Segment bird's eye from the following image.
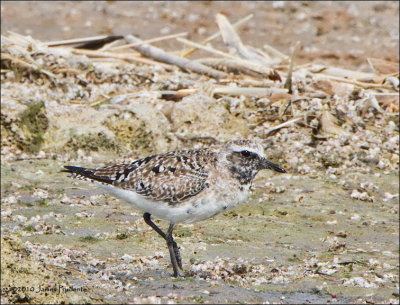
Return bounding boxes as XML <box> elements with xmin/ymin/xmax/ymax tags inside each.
<box><xmin>240</xmin><ymin>150</ymin><xmax>251</xmax><ymax>157</ymax></box>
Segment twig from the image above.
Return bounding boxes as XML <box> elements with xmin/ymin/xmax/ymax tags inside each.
<box><xmin>314</xmin><ymin>74</ymin><xmax>393</xmax><ymax>89</ymax></box>
<box><xmin>265</xmin><ymin>117</ymin><xmax>302</xmax><ymax>135</ymax></box>
<box><xmin>263</xmin><ymin>43</ymin><xmax>289</xmax><ymax>61</ymax></box>
<box><xmin>284</xmin><ymin>41</ymin><xmax>300</xmax><ymax>93</ymax></box>
<box><xmin>72</xmin><ymin>49</ymin><xmax>172</xmax><ymax>68</ymax></box>
<box><xmin>45</xmin><ymin>35</ymin><xmax>112</xmax><ymax>47</ymax></box>
<box><xmin>195</xmin><ymin>57</ymin><xmax>270</xmax><ymax>77</ymax></box>
<box><xmin>177</xmin><ymin>37</ymin><xmax>277</xmax><ymax>76</ymax></box>
<box><xmin>181</xmin><ymin>14</ymin><xmax>254</xmax><ymax>58</ymax></box>
<box><xmin>212</xmin><ymin>86</ymin><xmax>279</xmax><ymax>96</ymax></box>
<box><xmin>124</xmin><ymin>34</ymin><xmax>228</xmax><ymax>79</ymax></box>
<box><xmin>74</xmin><ymin>36</ymin><xmax>123</xmax><ymax>50</ymax></box>
<box><xmin>301</xmin><ymin>63</ymin><xmax>376</xmax><ymax>79</ymax></box>
<box><xmin>159</xmin><ymin>86</ymin><xmax>287</xmax><ymax>98</ymax></box>
<box><xmin>178</xmin><ymin>37</ymin><xmax>240</xmax><ymax>60</ymax></box>
<box><xmin>99</xmin><ymin>39</ymin><xmax>123</xmax><ymax>51</ymax></box>
<box><xmin>111</xmin><ymin>32</ymin><xmax>188</xmax><ymax>50</ymax></box>
<box><xmin>216</xmin><ymin>14</ymin><xmax>272</xmax><ymax>66</ymax></box>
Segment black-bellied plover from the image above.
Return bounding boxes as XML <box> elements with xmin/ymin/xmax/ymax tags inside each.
<box><xmin>63</xmin><ymin>139</ymin><xmax>286</xmax><ymax>277</ymax></box>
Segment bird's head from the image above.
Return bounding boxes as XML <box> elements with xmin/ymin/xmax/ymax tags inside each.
<box><xmin>219</xmin><ymin>139</ymin><xmax>286</xmax><ymax>184</ymax></box>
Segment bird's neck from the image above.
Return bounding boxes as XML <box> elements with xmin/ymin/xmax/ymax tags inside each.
<box><xmin>227</xmin><ymin>165</ymin><xmax>257</xmax><ymax>185</ymax></box>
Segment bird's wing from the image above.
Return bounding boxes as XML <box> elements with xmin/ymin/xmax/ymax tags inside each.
<box><xmin>64</xmin><ymin>150</ymin><xmax>216</xmax><ymax>204</ymax></box>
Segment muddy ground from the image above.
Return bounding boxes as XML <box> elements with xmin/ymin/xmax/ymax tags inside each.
<box><xmin>1</xmin><ymin>159</ymin><xmax>399</xmax><ymax>304</ymax></box>
<box><xmin>1</xmin><ymin>1</ymin><xmax>399</xmax><ymax>304</ymax></box>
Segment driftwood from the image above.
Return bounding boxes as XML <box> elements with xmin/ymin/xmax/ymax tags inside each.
<box><xmin>124</xmin><ymin>34</ymin><xmax>228</xmax><ymax>79</ymax></box>
<box><xmin>216</xmin><ymin>13</ymin><xmax>272</xmax><ymax>66</ymax></box>
<box><xmin>181</xmin><ymin>14</ymin><xmax>254</xmax><ymax>58</ymax></box>
<box><xmin>177</xmin><ymin>37</ymin><xmax>280</xmax><ymax>79</ymax></box>
<box><xmin>111</xmin><ymin>32</ymin><xmax>188</xmax><ymax>51</ymax></box>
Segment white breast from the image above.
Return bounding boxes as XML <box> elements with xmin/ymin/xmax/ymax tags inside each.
<box><xmin>96</xmin><ymin>182</ymin><xmax>251</xmax><ymax>224</ymax></box>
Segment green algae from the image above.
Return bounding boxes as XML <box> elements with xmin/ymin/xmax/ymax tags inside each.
<box><xmin>104</xmin><ymin>111</ymin><xmax>154</xmax><ymax>155</ymax></box>
<box><xmin>64</xmin><ymin>131</ymin><xmax>122</xmax><ymax>154</ymax></box>
<box><xmin>19</xmin><ymin>101</ymin><xmax>49</xmax><ymax>153</ymax></box>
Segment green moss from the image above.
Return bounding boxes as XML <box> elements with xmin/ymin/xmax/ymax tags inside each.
<box><xmin>78</xmin><ymin>235</ymin><xmax>101</xmax><ymax>243</ymax></box>
<box><xmin>64</xmin><ymin>131</ymin><xmax>122</xmax><ymax>154</ymax></box>
<box><xmin>23</xmin><ymin>225</ymin><xmax>36</xmax><ymax>232</ymax></box>
<box><xmin>39</xmin><ymin>199</ymin><xmax>48</xmax><ymax>206</ymax></box>
<box><xmin>188</xmin><ymin>295</ymin><xmax>205</xmax><ymax>303</ymax></box>
<box><xmin>105</xmin><ymin>112</ymin><xmax>154</xmax><ymax>154</ymax></box>
<box><xmin>17</xmin><ymin>101</ymin><xmax>49</xmax><ymax>153</ymax></box>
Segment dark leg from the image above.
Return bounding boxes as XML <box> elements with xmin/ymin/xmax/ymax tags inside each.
<box><xmin>166</xmin><ymin>223</ymin><xmax>183</xmax><ymax>271</ymax></box>
<box><xmin>143</xmin><ymin>213</ymin><xmax>183</xmax><ymax>277</ymax></box>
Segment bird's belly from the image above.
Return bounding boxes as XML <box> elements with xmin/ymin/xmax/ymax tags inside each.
<box><xmin>175</xmin><ymin>188</ymin><xmax>251</xmax><ymax>223</ymax></box>
<box><xmin>159</xmin><ymin>183</ymin><xmax>252</xmax><ymax>223</ymax></box>
<box><xmin>97</xmin><ymin>183</ymin><xmax>250</xmax><ymax>224</ymax></box>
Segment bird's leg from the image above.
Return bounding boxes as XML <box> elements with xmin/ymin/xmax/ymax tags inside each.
<box><xmin>166</xmin><ymin>223</ymin><xmax>183</xmax><ymax>271</ymax></box>
<box><xmin>143</xmin><ymin>212</ymin><xmax>167</xmax><ymax>239</ymax></box>
<box><xmin>143</xmin><ymin>213</ymin><xmax>182</xmax><ymax>277</ymax></box>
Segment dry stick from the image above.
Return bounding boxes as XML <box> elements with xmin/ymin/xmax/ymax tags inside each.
<box><xmin>284</xmin><ymin>41</ymin><xmax>300</xmax><ymax>94</ymax></box>
<box><xmin>263</xmin><ymin>43</ymin><xmax>289</xmax><ymax>61</ymax></box>
<box><xmin>177</xmin><ymin>37</ymin><xmax>276</xmax><ymax>75</ymax></box>
<box><xmin>216</xmin><ymin>13</ymin><xmax>271</xmax><ymax>65</ymax></box>
<box><xmin>265</xmin><ymin>117</ymin><xmax>302</xmax><ymax>135</ymax></box>
<box><xmin>45</xmin><ymin>35</ymin><xmax>111</xmax><ymax>47</ymax></box>
<box><xmin>160</xmin><ymin>86</ymin><xmax>287</xmax><ymax>98</ymax></box>
<box><xmin>294</xmin><ymin>63</ymin><xmax>377</xmax><ymax>80</ymax></box>
<box><xmin>314</xmin><ymin>74</ymin><xmax>393</xmax><ymax>89</ymax></box>
<box><xmin>195</xmin><ymin>58</ymin><xmax>270</xmax><ymax>77</ymax></box>
<box><xmin>72</xmin><ymin>49</ymin><xmax>172</xmax><ymax>68</ymax></box>
<box><xmin>212</xmin><ymin>86</ymin><xmax>281</xmax><ymax>96</ymax></box>
<box><xmin>111</xmin><ymin>32</ymin><xmax>188</xmax><ymax>50</ymax></box>
<box><xmin>99</xmin><ymin>39</ymin><xmax>124</xmax><ymax>51</ymax></box>
<box><xmin>181</xmin><ymin>14</ymin><xmax>254</xmax><ymax>58</ymax></box>
<box><xmin>124</xmin><ymin>34</ymin><xmax>228</xmax><ymax>79</ymax></box>
<box><xmin>178</xmin><ymin>37</ymin><xmax>239</xmax><ymax>60</ymax></box>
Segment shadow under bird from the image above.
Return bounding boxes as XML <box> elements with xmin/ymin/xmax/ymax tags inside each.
<box><xmin>63</xmin><ymin>139</ymin><xmax>286</xmax><ymax>277</ymax></box>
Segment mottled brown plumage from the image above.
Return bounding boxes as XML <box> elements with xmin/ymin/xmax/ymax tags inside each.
<box><xmin>63</xmin><ymin>139</ymin><xmax>286</xmax><ymax>277</ymax></box>
<box><xmin>65</xmin><ymin>150</ymin><xmax>217</xmax><ymax>204</ymax></box>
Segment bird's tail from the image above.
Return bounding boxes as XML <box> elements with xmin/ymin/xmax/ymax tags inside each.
<box><xmin>62</xmin><ymin>166</ymin><xmax>113</xmax><ymax>184</ymax></box>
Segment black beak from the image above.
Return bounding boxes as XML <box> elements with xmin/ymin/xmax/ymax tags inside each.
<box><xmin>261</xmin><ymin>158</ymin><xmax>286</xmax><ymax>173</ymax></box>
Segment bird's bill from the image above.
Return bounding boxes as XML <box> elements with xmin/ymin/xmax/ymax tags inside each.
<box><xmin>261</xmin><ymin>158</ymin><xmax>286</xmax><ymax>173</ymax></box>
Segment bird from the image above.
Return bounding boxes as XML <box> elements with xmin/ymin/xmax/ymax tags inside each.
<box><xmin>63</xmin><ymin>139</ymin><xmax>286</xmax><ymax>277</ymax></box>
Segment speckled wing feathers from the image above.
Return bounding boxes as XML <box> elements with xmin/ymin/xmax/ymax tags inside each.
<box><xmin>64</xmin><ymin>150</ymin><xmax>217</xmax><ymax>205</ymax></box>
